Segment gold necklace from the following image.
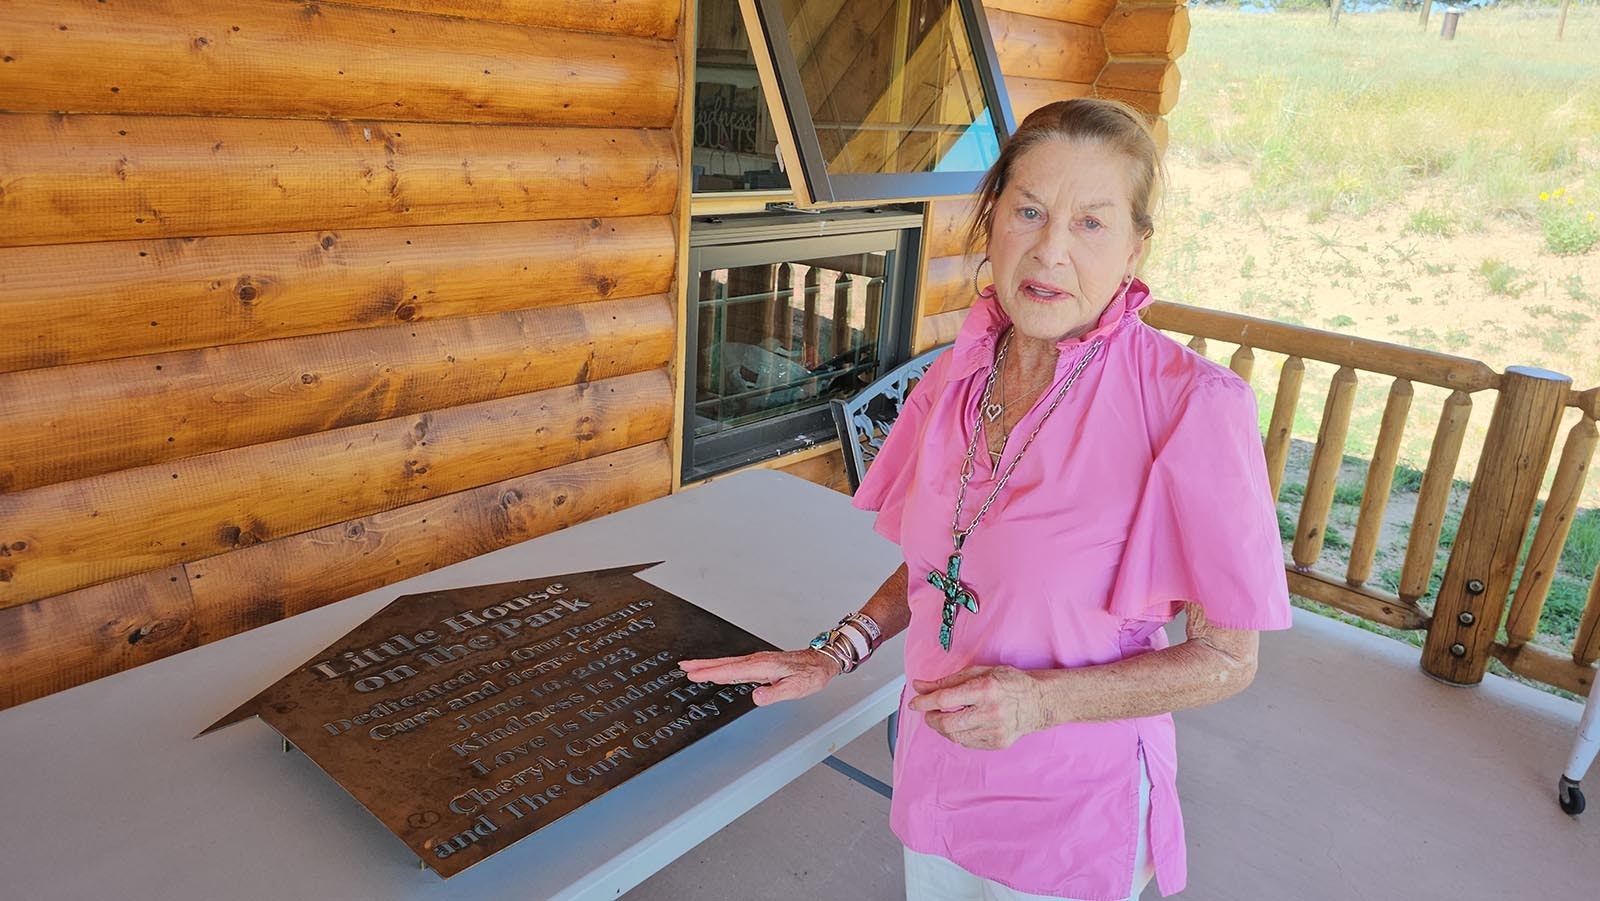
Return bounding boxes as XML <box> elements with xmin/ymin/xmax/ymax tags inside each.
<box><xmin>986</xmin><ymin>338</ymin><xmax>1057</xmax><ymax>463</ymax></box>
<box><xmin>929</xmin><ymin>335</ymin><xmax>1104</xmax><ymax>651</ymax></box>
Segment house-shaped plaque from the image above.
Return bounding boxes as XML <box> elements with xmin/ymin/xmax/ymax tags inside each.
<box><xmin>203</xmin><ymin>564</ymin><xmax>775</xmax><ymax>878</ymax></box>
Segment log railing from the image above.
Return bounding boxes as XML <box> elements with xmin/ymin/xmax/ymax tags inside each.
<box><xmin>1145</xmin><ymin>302</ymin><xmax>1598</xmax><ymax>697</ymax></box>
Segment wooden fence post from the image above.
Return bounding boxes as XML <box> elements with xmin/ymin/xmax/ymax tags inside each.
<box><xmin>1419</xmin><ymin>0</ymin><xmax>1433</xmax><ymax>29</ymax></box>
<box><xmin>1422</xmin><ymin>367</ymin><xmax>1570</xmax><ymax>685</ymax></box>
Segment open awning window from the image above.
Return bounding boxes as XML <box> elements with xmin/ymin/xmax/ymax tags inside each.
<box><xmin>734</xmin><ymin>0</ymin><xmax>1014</xmax><ymax>206</ymax></box>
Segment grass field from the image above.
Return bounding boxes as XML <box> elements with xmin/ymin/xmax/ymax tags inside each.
<box><xmin>1143</xmin><ymin>6</ymin><xmax>1600</xmax><ymax>689</ymax></box>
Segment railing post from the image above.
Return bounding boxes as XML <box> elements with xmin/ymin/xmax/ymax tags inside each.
<box><xmin>1422</xmin><ymin>367</ymin><xmax>1571</xmax><ymax>685</ymax></box>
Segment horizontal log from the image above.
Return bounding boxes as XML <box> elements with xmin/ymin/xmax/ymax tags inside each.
<box><xmin>918</xmin><ymin>308</ymin><xmax>968</xmax><ymax>353</ymax></box>
<box><xmin>926</xmin><ymin>198</ymin><xmax>980</xmax><ymax>259</ymax></box>
<box><xmin>1285</xmin><ymin>568</ymin><xmax>1429</xmax><ymax>632</ymax></box>
<box><xmin>1144</xmin><ymin>301</ymin><xmax>1500</xmax><ymax>392</ymax></box>
<box><xmin>0</xmin><ymin>294</ymin><xmax>675</xmax><ymax>493</ymax></box>
<box><xmin>923</xmin><ymin>253</ymin><xmax>977</xmax><ymax>317</ymax></box>
<box><xmin>330</xmin><ymin>0</ymin><xmax>680</xmax><ymax>39</ymax></box>
<box><xmin>0</xmin><ymin>113</ymin><xmax>677</xmax><ymax>248</ymax></box>
<box><xmin>0</xmin><ymin>0</ymin><xmax>677</xmax><ymax>127</ymax></box>
<box><xmin>985</xmin><ymin>0</ymin><xmax>1119</xmax><ymax>27</ymax></box>
<box><xmin>1576</xmin><ymin>385</ymin><xmax>1600</xmax><ymax>422</ymax></box>
<box><xmin>692</xmin><ymin>441</ymin><xmax>851</xmax><ymax>494</ymax></box>
<box><xmin>0</xmin><ymin>370</ymin><xmax>673</xmax><ymax>608</ymax></box>
<box><xmin>0</xmin><ymin>565</ymin><xmax>195</xmax><ymax>711</ymax></box>
<box><xmin>1097</xmin><ymin>59</ymin><xmax>1179</xmax><ymax>95</ymax></box>
<box><xmin>1103</xmin><ymin>4</ymin><xmax>1191</xmax><ymax>58</ymax></box>
<box><xmin>187</xmin><ymin>442</ymin><xmax>671</xmax><ymax>644</ymax></box>
<box><xmin>990</xmin><ymin>9</ymin><xmax>1107</xmax><ymax>85</ymax></box>
<box><xmin>1490</xmin><ymin>642</ymin><xmax>1595</xmax><ymax>697</ymax></box>
<box><xmin>1151</xmin><ymin>116</ymin><xmax>1169</xmax><ymax>154</ymax></box>
<box><xmin>771</xmin><ymin>447</ymin><xmax>851</xmax><ymax>494</ymax></box>
<box><xmin>1006</xmin><ymin>76</ymin><xmax>1096</xmax><ymax>124</ymax></box>
<box><xmin>1095</xmin><ymin>82</ymin><xmax>1178</xmax><ymax>118</ymax></box>
<box><xmin>0</xmin><ymin>216</ymin><xmax>675</xmax><ymax>373</ymax></box>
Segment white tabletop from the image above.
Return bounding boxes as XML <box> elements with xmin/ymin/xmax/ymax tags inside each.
<box><xmin>0</xmin><ymin>470</ymin><xmax>904</xmax><ymax>901</ymax></box>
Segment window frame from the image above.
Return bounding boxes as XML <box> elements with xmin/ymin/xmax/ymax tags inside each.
<box><xmin>681</xmin><ymin>208</ymin><xmax>923</xmax><ymax>483</ymax></box>
<box><xmin>735</xmin><ymin>0</ymin><xmax>1015</xmax><ymax>207</ymax></box>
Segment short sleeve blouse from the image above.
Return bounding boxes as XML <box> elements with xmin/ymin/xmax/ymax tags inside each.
<box><xmin>853</xmin><ymin>280</ymin><xmax>1291</xmax><ymax>899</ymax></box>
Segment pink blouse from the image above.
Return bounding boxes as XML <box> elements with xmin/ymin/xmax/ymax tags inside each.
<box><xmin>854</xmin><ymin>280</ymin><xmax>1292</xmax><ymax>899</ymax></box>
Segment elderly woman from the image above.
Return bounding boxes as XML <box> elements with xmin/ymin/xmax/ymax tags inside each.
<box><xmin>680</xmin><ymin>98</ymin><xmax>1291</xmax><ymax>901</ymax></box>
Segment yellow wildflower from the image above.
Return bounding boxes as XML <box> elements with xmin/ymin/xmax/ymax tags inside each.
<box><xmin>1568</xmin><ymin>197</ymin><xmax>1576</xmax><ymax>205</ymax></box>
<box><xmin>1590</xmin><ymin>212</ymin><xmax>1597</xmax><ymax>222</ymax></box>
<box><xmin>1555</xmin><ymin>187</ymin><xmax>1566</xmax><ymax>197</ymax></box>
<box><xmin>1540</xmin><ymin>192</ymin><xmax>1550</xmax><ymax>201</ymax></box>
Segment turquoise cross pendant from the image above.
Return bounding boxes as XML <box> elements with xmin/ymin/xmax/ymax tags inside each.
<box><xmin>927</xmin><ymin>551</ymin><xmax>979</xmax><ymax>651</ymax></box>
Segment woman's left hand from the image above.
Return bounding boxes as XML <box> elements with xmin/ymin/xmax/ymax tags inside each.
<box><xmin>908</xmin><ymin>665</ymin><xmax>1047</xmax><ymax>750</ymax></box>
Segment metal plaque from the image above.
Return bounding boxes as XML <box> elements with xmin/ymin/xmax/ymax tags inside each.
<box><xmin>203</xmin><ymin>564</ymin><xmax>775</xmax><ymax>878</ymax></box>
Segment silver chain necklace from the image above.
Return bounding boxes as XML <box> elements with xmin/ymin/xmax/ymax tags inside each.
<box><xmin>926</xmin><ymin>330</ymin><xmax>1104</xmax><ymax>651</ymax></box>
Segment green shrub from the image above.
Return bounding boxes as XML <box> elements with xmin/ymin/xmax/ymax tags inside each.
<box><xmin>1406</xmin><ymin>207</ymin><xmax>1456</xmax><ymax>237</ymax></box>
<box><xmin>1392</xmin><ymin>464</ymin><xmax>1425</xmax><ymax>492</ymax></box>
<box><xmin>1478</xmin><ymin>258</ymin><xmax>1533</xmax><ymax>297</ymax></box>
<box><xmin>1540</xmin><ymin>205</ymin><xmax>1599</xmax><ymax>255</ymax></box>
<box><xmin>1323</xmin><ymin>526</ymin><xmax>1351</xmax><ymax>550</ymax></box>
<box><xmin>1538</xmin><ymin>577</ymin><xmax>1589</xmax><ymax>637</ymax></box>
<box><xmin>1559</xmin><ymin>508</ymin><xmax>1600</xmax><ymax>577</ymax></box>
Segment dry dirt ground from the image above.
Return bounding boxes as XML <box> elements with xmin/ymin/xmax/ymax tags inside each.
<box><xmin>1146</xmin><ymin>156</ymin><xmax>1600</xmax><ymax>499</ymax></box>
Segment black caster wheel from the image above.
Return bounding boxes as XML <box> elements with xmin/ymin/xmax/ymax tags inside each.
<box><xmin>1559</xmin><ymin>776</ymin><xmax>1585</xmax><ymax>816</ymax></box>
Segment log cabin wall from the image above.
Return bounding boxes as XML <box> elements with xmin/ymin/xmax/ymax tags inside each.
<box><xmin>0</xmin><ymin>0</ymin><xmax>688</xmax><ymax>709</ymax></box>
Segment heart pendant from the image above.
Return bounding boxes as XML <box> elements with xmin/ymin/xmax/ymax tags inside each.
<box><xmin>983</xmin><ymin>402</ymin><xmax>1003</xmax><ymax>423</ymax></box>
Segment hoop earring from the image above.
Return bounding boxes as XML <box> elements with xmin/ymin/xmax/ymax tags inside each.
<box><xmin>971</xmin><ymin>256</ymin><xmax>992</xmax><ymax>298</ymax></box>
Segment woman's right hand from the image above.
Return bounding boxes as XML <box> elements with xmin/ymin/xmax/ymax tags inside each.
<box><xmin>678</xmin><ymin>649</ymin><xmax>840</xmax><ymax>706</ymax></box>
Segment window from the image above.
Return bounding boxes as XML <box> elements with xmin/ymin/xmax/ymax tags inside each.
<box><xmin>737</xmin><ymin>0</ymin><xmax>1013</xmax><ymax>205</ymax></box>
<box><xmin>682</xmin><ymin>0</ymin><xmax>1009</xmax><ymax>481</ymax></box>
<box><xmin>683</xmin><ymin>209</ymin><xmax>921</xmax><ymax>482</ymax></box>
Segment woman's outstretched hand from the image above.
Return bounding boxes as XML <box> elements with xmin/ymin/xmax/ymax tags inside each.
<box><xmin>679</xmin><ymin>650</ymin><xmax>840</xmax><ymax>706</ymax></box>
<box><xmin>909</xmin><ymin>665</ymin><xmax>1047</xmax><ymax>750</ymax></box>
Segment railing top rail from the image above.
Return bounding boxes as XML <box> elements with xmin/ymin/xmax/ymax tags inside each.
<box><xmin>1145</xmin><ymin>301</ymin><xmax>1502</xmax><ymax>393</ymax></box>
<box><xmin>1571</xmin><ymin>385</ymin><xmax>1600</xmax><ymax>421</ymax></box>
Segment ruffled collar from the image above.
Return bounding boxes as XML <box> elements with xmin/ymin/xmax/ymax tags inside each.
<box><xmin>948</xmin><ymin>277</ymin><xmax>1153</xmax><ymax>379</ymax></box>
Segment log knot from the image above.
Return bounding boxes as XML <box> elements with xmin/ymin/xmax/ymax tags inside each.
<box><xmin>220</xmin><ymin>524</ymin><xmax>261</xmax><ymax>548</ymax></box>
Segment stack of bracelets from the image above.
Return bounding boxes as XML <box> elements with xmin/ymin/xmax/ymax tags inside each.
<box><xmin>808</xmin><ymin>611</ymin><xmax>885</xmax><ymax>674</ymax></box>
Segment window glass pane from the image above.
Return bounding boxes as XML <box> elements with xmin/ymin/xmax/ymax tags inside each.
<box><xmin>778</xmin><ymin>0</ymin><xmax>1001</xmax><ymax>178</ymax></box>
<box><xmin>692</xmin><ymin>0</ymin><xmax>791</xmax><ymax>193</ymax></box>
<box><xmin>692</xmin><ymin>254</ymin><xmax>888</xmax><ymax>440</ymax></box>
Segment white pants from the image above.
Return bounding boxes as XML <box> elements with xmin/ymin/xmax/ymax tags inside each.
<box><xmin>903</xmin><ymin>756</ymin><xmax>1155</xmax><ymax>901</ymax></box>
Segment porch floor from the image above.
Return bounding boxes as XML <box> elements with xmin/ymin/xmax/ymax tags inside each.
<box><xmin>626</xmin><ymin>609</ymin><xmax>1599</xmax><ymax>900</ymax></box>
